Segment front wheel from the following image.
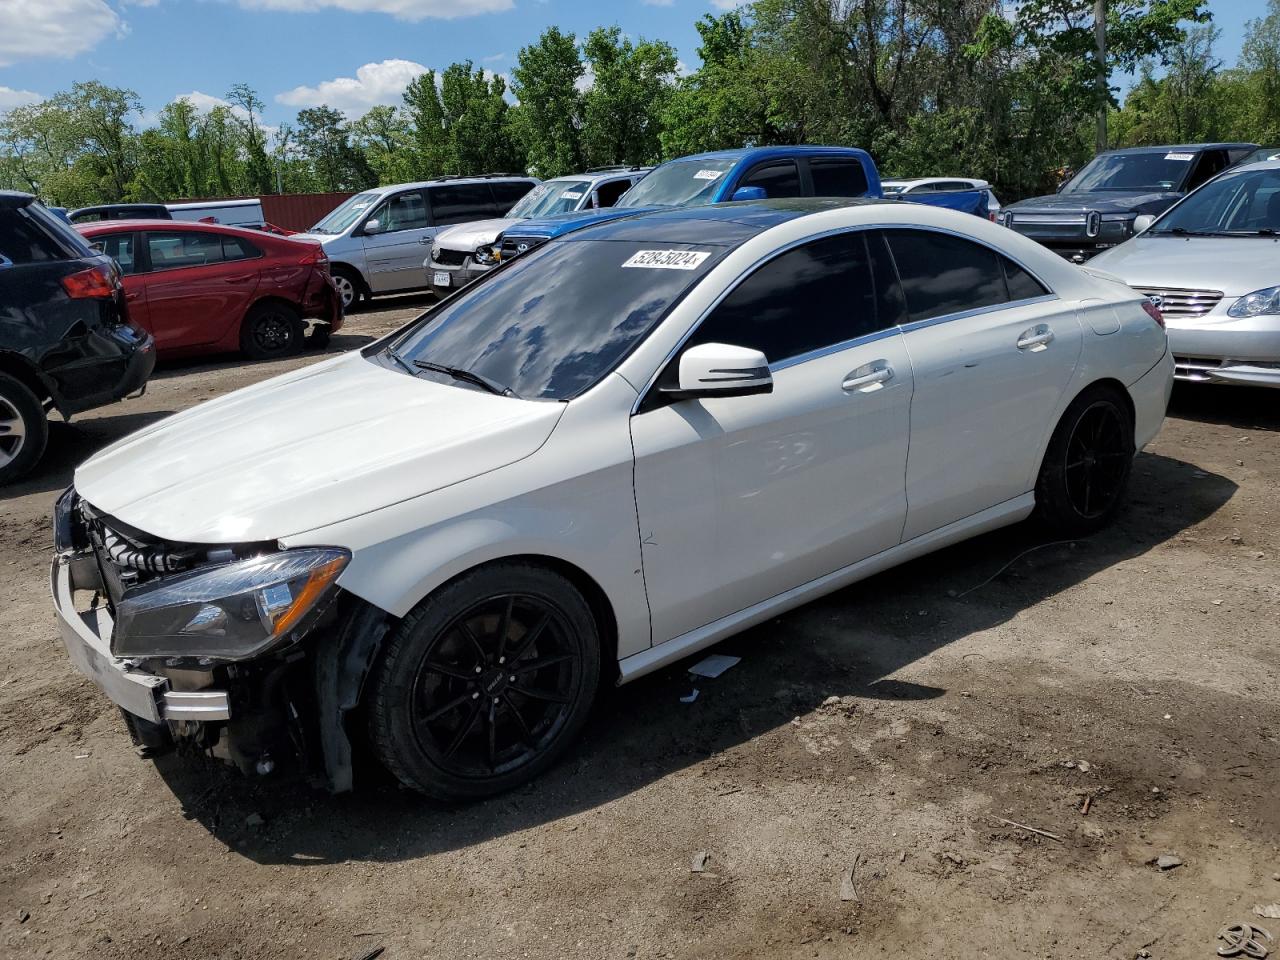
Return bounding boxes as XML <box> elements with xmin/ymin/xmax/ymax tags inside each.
<box><xmin>1033</xmin><ymin>384</ymin><xmax>1135</xmax><ymax>536</ymax></box>
<box><xmin>368</xmin><ymin>563</ymin><xmax>601</xmax><ymax>800</ymax></box>
<box><xmin>331</xmin><ymin>267</ymin><xmax>364</xmax><ymax>312</ymax></box>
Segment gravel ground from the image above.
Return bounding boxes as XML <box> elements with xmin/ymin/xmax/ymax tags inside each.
<box><xmin>1</xmin><ymin>296</ymin><xmax>1278</xmax><ymax>960</ymax></box>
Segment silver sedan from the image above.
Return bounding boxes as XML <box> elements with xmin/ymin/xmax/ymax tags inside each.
<box><xmin>1091</xmin><ymin>160</ymin><xmax>1280</xmax><ymax>388</ymax></box>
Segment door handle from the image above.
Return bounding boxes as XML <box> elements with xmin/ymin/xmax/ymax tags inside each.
<box><xmin>842</xmin><ymin>363</ymin><xmax>893</xmax><ymax>392</ymax></box>
<box><xmin>223</xmin><ymin>274</ymin><xmax>255</xmax><ymax>283</ymax></box>
<box><xmin>125</xmin><ymin>292</ymin><xmax>141</xmax><ymax>302</ymax></box>
<box><xmin>1016</xmin><ymin>325</ymin><xmax>1054</xmax><ymax>351</ymax></box>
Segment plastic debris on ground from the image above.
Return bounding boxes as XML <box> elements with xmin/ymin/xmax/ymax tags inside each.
<box><xmin>687</xmin><ymin>654</ymin><xmax>741</xmax><ymax>679</ymax></box>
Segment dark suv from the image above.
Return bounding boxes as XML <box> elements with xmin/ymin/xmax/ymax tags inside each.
<box><xmin>0</xmin><ymin>192</ymin><xmax>155</xmax><ymax>484</ymax></box>
<box><xmin>68</xmin><ymin>204</ymin><xmax>172</xmax><ymax>224</ymax></box>
<box><xmin>1000</xmin><ymin>143</ymin><xmax>1258</xmax><ymax>261</ymax></box>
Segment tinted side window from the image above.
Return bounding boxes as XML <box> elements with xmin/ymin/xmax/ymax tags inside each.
<box><xmin>222</xmin><ymin>235</ymin><xmax>260</xmax><ymax>262</ymax></box>
<box><xmin>376</xmin><ymin>191</ymin><xmax>429</xmax><ymax>232</ymax></box>
<box><xmin>867</xmin><ymin>232</ymin><xmax>909</xmax><ymax>327</ymax></box>
<box><xmin>810</xmin><ymin>158</ymin><xmax>869</xmax><ymax>197</ymax></box>
<box><xmin>0</xmin><ymin>208</ymin><xmax>65</xmax><ymax>264</ymax></box>
<box><xmin>429</xmin><ymin>184</ymin><xmax>497</xmax><ymax>226</ymax></box>
<box><xmin>99</xmin><ymin>233</ymin><xmax>137</xmax><ymax>274</ymax></box>
<box><xmin>594</xmin><ymin>179</ymin><xmax>631</xmax><ymax>208</ymax></box>
<box><xmin>146</xmin><ymin>231</ymin><xmax>225</xmax><ymax>270</ymax></box>
<box><xmin>490</xmin><ymin>180</ymin><xmax>535</xmax><ymax>213</ymax></box>
<box><xmin>741</xmin><ymin>160</ymin><xmax>803</xmax><ymax>199</ymax></box>
<box><xmin>884</xmin><ymin>229</ymin><xmax>1008</xmax><ymax>323</ymax></box>
<box><xmin>70</xmin><ymin>211</ymin><xmax>104</xmax><ymax>223</ymax></box>
<box><xmin>684</xmin><ymin>232</ymin><xmax>884</xmax><ymax>365</ymax></box>
<box><xmin>1187</xmin><ymin>150</ymin><xmax>1228</xmax><ymax>190</ymax></box>
<box><xmin>1003</xmin><ymin>258</ymin><xmax>1049</xmax><ymax>301</ymax></box>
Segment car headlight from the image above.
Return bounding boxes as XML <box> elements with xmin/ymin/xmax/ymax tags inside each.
<box><xmin>473</xmin><ymin>245</ymin><xmax>499</xmax><ymax>266</ymax></box>
<box><xmin>112</xmin><ymin>547</ymin><xmax>349</xmax><ymax>661</ymax></box>
<box><xmin>1227</xmin><ymin>286</ymin><xmax>1280</xmax><ymax>318</ymax></box>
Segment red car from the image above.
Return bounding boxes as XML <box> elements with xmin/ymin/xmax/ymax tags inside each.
<box><xmin>77</xmin><ymin>220</ymin><xmax>342</xmax><ymax>360</ymax></box>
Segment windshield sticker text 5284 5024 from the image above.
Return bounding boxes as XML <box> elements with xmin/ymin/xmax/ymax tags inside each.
<box><xmin>622</xmin><ymin>249</ymin><xmax>711</xmax><ymax>270</ymax></box>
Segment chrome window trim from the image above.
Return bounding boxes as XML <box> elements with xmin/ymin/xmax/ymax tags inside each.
<box><xmin>631</xmin><ymin>222</ymin><xmax>1060</xmax><ymax>415</ymax></box>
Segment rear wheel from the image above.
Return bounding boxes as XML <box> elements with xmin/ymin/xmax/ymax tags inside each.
<box><xmin>239</xmin><ymin>302</ymin><xmax>303</xmax><ymax>361</ymax></box>
<box><xmin>1033</xmin><ymin>384</ymin><xmax>1134</xmax><ymax>536</ymax></box>
<box><xmin>331</xmin><ymin>267</ymin><xmax>364</xmax><ymax>312</ymax></box>
<box><xmin>368</xmin><ymin>563</ymin><xmax>601</xmax><ymax>800</ymax></box>
<box><xmin>0</xmin><ymin>373</ymin><xmax>48</xmax><ymax>486</ymax></box>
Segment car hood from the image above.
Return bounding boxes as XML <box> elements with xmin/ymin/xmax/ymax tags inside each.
<box><xmin>73</xmin><ymin>353</ymin><xmax>565</xmax><ymax>544</ymax></box>
<box><xmin>508</xmin><ymin>206</ymin><xmax>657</xmax><ymax>240</ymax></box>
<box><xmin>1089</xmin><ymin>235</ymin><xmax>1280</xmax><ymax>296</ymax></box>
<box><xmin>1008</xmin><ymin>190</ymin><xmax>1181</xmax><ymax>215</ymax></box>
<box><xmin>435</xmin><ymin>218</ymin><xmax>523</xmax><ymax>251</ymax></box>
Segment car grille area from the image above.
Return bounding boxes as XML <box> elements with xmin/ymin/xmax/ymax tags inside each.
<box><xmin>1133</xmin><ymin>286</ymin><xmax>1223</xmax><ymax>319</ymax></box>
<box><xmin>431</xmin><ymin>248</ymin><xmax>467</xmax><ymax>267</ymax></box>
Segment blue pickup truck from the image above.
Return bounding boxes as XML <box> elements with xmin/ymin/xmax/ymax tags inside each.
<box><xmin>487</xmin><ymin>146</ymin><xmax>989</xmax><ymax>267</ymax></box>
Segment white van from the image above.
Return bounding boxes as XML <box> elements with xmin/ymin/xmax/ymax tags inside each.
<box><xmin>167</xmin><ymin>198</ymin><xmax>266</xmax><ymax>228</ymax></box>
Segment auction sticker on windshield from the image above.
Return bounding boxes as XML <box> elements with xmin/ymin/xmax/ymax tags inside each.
<box><xmin>1165</xmin><ymin>153</ymin><xmax>1195</xmax><ymax>161</ymax></box>
<box><xmin>693</xmin><ymin>170</ymin><xmax>723</xmax><ymax>180</ymax></box>
<box><xmin>622</xmin><ymin>250</ymin><xmax>711</xmax><ymax>270</ymax></box>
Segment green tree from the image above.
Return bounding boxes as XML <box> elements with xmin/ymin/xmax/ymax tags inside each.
<box><xmin>352</xmin><ymin>105</ymin><xmax>416</xmax><ymax>184</ymax></box>
<box><xmin>581</xmin><ymin>26</ymin><xmax>678</xmax><ymax>167</ymax></box>
<box><xmin>294</xmin><ymin>106</ymin><xmax>375</xmax><ymax>191</ymax></box>
<box><xmin>511</xmin><ymin>27</ymin><xmax>586</xmax><ymax>176</ymax></box>
<box><xmin>227</xmin><ymin>83</ymin><xmax>275</xmax><ymax>194</ymax></box>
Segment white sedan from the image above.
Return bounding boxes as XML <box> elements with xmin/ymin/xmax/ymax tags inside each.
<box><xmin>881</xmin><ymin>177</ymin><xmax>1002</xmax><ymax>219</ymax></box>
<box><xmin>53</xmin><ymin>199</ymin><xmax>1173</xmax><ymax>799</ymax></box>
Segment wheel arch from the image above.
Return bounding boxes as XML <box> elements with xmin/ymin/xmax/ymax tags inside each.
<box><xmin>329</xmin><ymin>262</ymin><xmax>370</xmax><ymax>295</ymax></box>
<box><xmin>0</xmin><ymin>351</ymin><xmax>53</xmax><ymax>407</ymax></box>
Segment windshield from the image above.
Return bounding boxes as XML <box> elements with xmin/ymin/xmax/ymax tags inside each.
<box><xmin>1150</xmin><ymin>166</ymin><xmax>1280</xmax><ymax>236</ymax></box>
<box><xmin>507</xmin><ymin>180</ymin><xmax>593</xmax><ymax>219</ymax></box>
<box><xmin>617</xmin><ymin>158</ymin><xmax>737</xmax><ymax>208</ymax></box>
<box><xmin>1063</xmin><ymin>152</ymin><xmax>1194</xmax><ymax>193</ymax></box>
<box><xmin>389</xmin><ymin>238</ymin><xmax>725</xmax><ymax>400</ymax></box>
<box><xmin>310</xmin><ymin>191</ymin><xmax>380</xmax><ymax>234</ymax></box>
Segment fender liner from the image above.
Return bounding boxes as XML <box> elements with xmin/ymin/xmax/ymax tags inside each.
<box><xmin>312</xmin><ymin>597</ymin><xmax>390</xmax><ymax>792</ymax></box>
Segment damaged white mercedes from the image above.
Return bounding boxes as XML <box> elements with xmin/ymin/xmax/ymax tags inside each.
<box><xmin>51</xmin><ymin>199</ymin><xmax>1172</xmax><ymax>799</ymax></box>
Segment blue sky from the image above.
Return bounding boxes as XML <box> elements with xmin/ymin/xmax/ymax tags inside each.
<box><xmin>0</xmin><ymin>0</ymin><xmax>1270</xmax><ymax>127</ymax></box>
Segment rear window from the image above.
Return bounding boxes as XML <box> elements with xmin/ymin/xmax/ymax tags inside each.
<box><xmin>0</xmin><ymin>205</ymin><xmax>71</xmax><ymax>264</ymax></box>
<box><xmin>428</xmin><ymin>183</ymin><xmax>497</xmax><ymax>226</ymax></box>
<box><xmin>390</xmin><ymin>239</ymin><xmax>725</xmax><ymax>400</ymax></box>
<box><xmin>810</xmin><ymin>158</ymin><xmax>869</xmax><ymax>197</ymax></box>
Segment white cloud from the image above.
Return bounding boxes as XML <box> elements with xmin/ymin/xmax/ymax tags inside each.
<box><xmin>0</xmin><ymin>0</ymin><xmax>122</xmax><ymax>66</ymax></box>
<box><xmin>0</xmin><ymin>86</ymin><xmax>43</xmax><ymax>110</ymax></box>
<box><xmin>709</xmin><ymin>0</ymin><xmax>740</xmax><ymax>8</ymax></box>
<box><xmin>276</xmin><ymin>59</ymin><xmax>429</xmax><ymax>116</ymax></box>
<box><xmin>240</xmin><ymin>0</ymin><xmax>510</xmax><ymax>21</ymax></box>
<box><xmin>173</xmin><ymin>90</ymin><xmax>233</xmax><ymax>113</ymax></box>
<box><xmin>483</xmin><ymin>52</ymin><xmax>507</xmax><ymax>63</ymax></box>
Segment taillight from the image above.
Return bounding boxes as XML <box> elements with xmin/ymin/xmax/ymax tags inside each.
<box><xmin>61</xmin><ymin>265</ymin><xmax>117</xmax><ymax>299</ymax></box>
<box><xmin>1140</xmin><ymin>298</ymin><xmax>1165</xmax><ymax>329</ymax></box>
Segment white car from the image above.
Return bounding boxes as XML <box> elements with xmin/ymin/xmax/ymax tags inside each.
<box><xmin>52</xmin><ymin>200</ymin><xmax>1172</xmax><ymax>799</ymax></box>
<box><xmin>881</xmin><ymin>177</ymin><xmax>1002</xmax><ymax>219</ymax></box>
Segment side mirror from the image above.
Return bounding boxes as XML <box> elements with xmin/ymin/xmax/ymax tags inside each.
<box><xmin>664</xmin><ymin>343</ymin><xmax>772</xmax><ymax>400</ymax></box>
<box><xmin>362</xmin><ymin>218</ymin><xmax>383</xmax><ymax>236</ymax></box>
<box><xmin>1133</xmin><ymin>214</ymin><xmax>1155</xmax><ymax>233</ymax></box>
<box><xmin>731</xmin><ymin>186</ymin><xmax>767</xmax><ymax>202</ymax></box>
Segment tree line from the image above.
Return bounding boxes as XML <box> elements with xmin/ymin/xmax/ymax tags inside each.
<box><xmin>3</xmin><ymin>0</ymin><xmax>1279</xmax><ymax>209</ymax></box>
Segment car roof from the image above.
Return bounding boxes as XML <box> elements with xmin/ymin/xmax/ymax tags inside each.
<box><xmin>562</xmin><ymin>197</ymin><xmax>883</xmax><ymax>245</ymax></box>
<box><xmin>1100</xmin><ymin>142</ymin><xmax>1257</xmax><ymax>155</ymax></box>
<box><xmin>666</xmin><ymin>145</ymin><xmax>873</xmax><ymax>165</ymax></box>
<box><xmin>364</xmin><ymin>175</ymin><xmax>539</xmax><ymax>193</ymax></box>
<box><xmin>0</xmin><ymin>190</ymin><xmax>35</xmax><ymax>209</ymax></box>
<box><xmin>76</xmin><ymin>219</ymin><xmax>290</xmax><ymax>236</ymax></box>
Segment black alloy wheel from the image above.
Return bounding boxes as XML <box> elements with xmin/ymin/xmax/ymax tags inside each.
<box><xmin>369</xmin><ymin>563</ymin><xmax>600</xmax><ymax>799</ymax></box>
<box><xmin>240</xmin><ymin>302</ymin><xmax>303</xmax><ymax>360</ymax></box>
<box><xmin>1034</xmin><ymin>384</ymin><xmax>1135</xmax><ymax>536</ymax></box>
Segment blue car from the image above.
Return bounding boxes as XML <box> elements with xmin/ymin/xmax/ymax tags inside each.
<box><xmin>496</xmin><ymin>146</ymin><xmax>881</xmax><ymax>259</ymax></box>
<box><xmin>496</xmin><ymin>146</ymin><xmax>987</xmax><ymax>260</ymax></box>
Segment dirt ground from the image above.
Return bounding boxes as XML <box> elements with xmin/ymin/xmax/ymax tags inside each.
<box><xmin>1</xmin><ymin>297</ymin><xmax>1278</xmax><ymax>960</ymax></box>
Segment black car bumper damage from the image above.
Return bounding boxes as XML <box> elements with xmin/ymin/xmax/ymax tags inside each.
<box><xmin>51</xmin><ymin>489</ymin><xmax>388</xmax><ymax>791</ymax></box>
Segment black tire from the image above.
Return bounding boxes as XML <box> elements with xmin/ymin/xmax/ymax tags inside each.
<box><xmin>239</xmin><ymin>302</ymin><xmax>303</xmax><ymax>361</ymax></box>
<box><xmin>308</xmin><ymin>324</ymin><xmax>332</xmax><ymax>350</ymax></box>
<box><xmin>368</xmin><ymin>563</ymin><xmax>601</xmax><ymax>800</ymax></box>
<box><xmin>0</xmin><ymin>373</ymin><xmax>48</xmax><ymax>486</ymax></box>
<box><xmin>331</xmin><ymin>266</ymin><xmax>365</xmax><ymax>313</ymax></box>
<box><xmin>1033</xmin><ymin>384</ymin><xmax>1135</xmax><ymax>536</ymax></box>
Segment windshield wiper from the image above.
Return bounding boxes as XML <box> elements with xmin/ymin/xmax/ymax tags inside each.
<box><xmin>1159</xmin><ymin>227</ymin><xmax>1219</xmax><ymax>237</ymax></box>
<box><xmin>412</xmin><ymin>360</ymin><xmax>518</xmax><ymax>398</ymax></box>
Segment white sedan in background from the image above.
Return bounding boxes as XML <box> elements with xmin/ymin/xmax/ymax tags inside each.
<box><xmin>53</xmin><ymin>199</ymin><xmax>1172</xmax><ymax>800</ymax></box>
<box><xmin>881</xmin><ymin>177</ymin><xmax>1002</xmax><ymax>219</ymax></box>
